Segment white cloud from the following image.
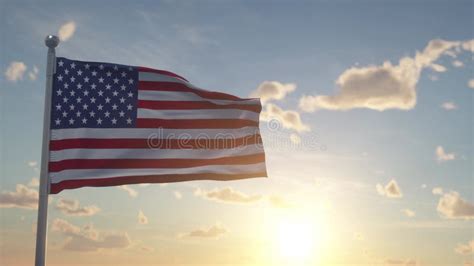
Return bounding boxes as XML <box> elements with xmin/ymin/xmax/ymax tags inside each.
<box><xmin>118</xmin><ymin>185</ymin><xmax>138</xmax><ymax>198</ymax></box>
<box><xmin>28</xmin><ymin>177</ymin><xmax>39</xmax><ymax>187</ymax></box>
<box><xmin>180</xmin><ymin>223</ymin><xmax>228</xmax><ymax>239</ymax></box>
<box><xmin>27</xmin><ymin>161</ymin><xmax>38</xmax><ymax>167</ymax></box>
<box><xmin>468</xmin><ymin>79</ymin><xmax>474</xmax><ymax>89</ymax></box>
<box><xmin>250</xmin><ymin>81</ymin><xmax>296</xmax><ymax>103</ymax></box>
<box><xmin>299</xmin><ymin>39</ymin><xmax>473</xmax><ymax>112</ymax></box>
<box><xmin>435</xmin><ymin>146</ymin><xmax>455</xmax><ymax>162</ymax></box>
<box><xmin>401</xmin><ymin>209</ymin><xmax>416</xmax><ymax>217</ymax></box>
<box><xmin>455</xmin><ymin>240</ymin><xmax>474</xmax><ymax>255</ymax></box>
<box><xmin>432</xmin><ymin>187</ymin><xmax>443</xmax><ymax>195</ymax></box>
<box><xmin>195</xmin><ymin>187</ymin><xmax>261</xmax><ymax>204</ymax></box>
<box><xmin>28</xmin><ymin>66</ymin><xmax>39</xmax><ymax>80</ymax></box>
<box><xmin>441</xmin><ymin>101</ymin><xmax>457</xmax><ymax>110</ymax></box>
<box><xmin>0</xmin><ymin>184</ymin><xmax>38</xmax><ymax>209</ymax></box>
<box><xmin>437</xmin><ymin>191</ymin><xmax>474</xmax><ymax>219</ymax></box>
<box><xmin>51</xmin><ymin>218</ymin><xmax>131</xmax><ymax>252</ymax></box>
<box><xmin>267</xmin><ymin>195</ymin><xmax>292</xmax><ymax>209</ymax></box>
<box><xmin>58</xmin><ymin>21</ymin><xmax>76</xmax><ymax>41</ymax></box>
<box><xmin>174</xmin><ymin>191</ymin><xmax>182</xmax><ymax>199</ymax></box>
<box><xmin>261</xmin><ymin>103</ymin><xmax>310</xmax><ymax>132</ymax></box>
<box><xmin>5</xmin><ymin>61</ymin><xmax>27</xmax><ymax>82</ymax></box>
<box><xmin>452</xmin><ymin>60</ymin><xmax>464</xmax><ymax>68</ymax></box>
<box><xmin>376</xmin><ymin>179</ymin><xmax>402</xmax><ymax>198</ymax></box>
<box><xmin>55</xmin><ymin>198</ymin><xmax>100</xmax><ymax>216</ymax></box>
<box><xmin>289</xmin><ymin>133</ymin><xmax>301</xmax><ymax>144</ymax></box>
<box><xmin>138</xmin><ymin>210</ymin><xmax>148</xmax><ymax>225</ymax></box>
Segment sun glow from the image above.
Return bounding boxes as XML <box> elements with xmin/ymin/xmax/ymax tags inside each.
<box><xmin>261</xmin><ymin>208</ymin><xmax>327</xmax><ymax>266</ymax></box>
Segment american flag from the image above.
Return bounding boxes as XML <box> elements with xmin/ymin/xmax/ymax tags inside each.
<box><xmin>49</xmin><ymin>57</ymin><xmax>267</xmax><ymax>194</ymax></box>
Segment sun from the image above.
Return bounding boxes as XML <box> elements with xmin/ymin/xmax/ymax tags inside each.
<box><xmin>276</xmin><ymin>218</ymin><xmax>315</xmax><ymax>259</ymax></box>
<box><xmin>261</xmin><ymin>209</ymin><xmax>325</xmax><ymax>265</ymax></box>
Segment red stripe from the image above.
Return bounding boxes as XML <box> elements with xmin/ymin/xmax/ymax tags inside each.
<box><xmin>139</xmin><ymin>81</ymin><xmax>250</xmax><ymax>101</ymax></box>
<box><xmin>49</xmin><ymin>153</ymin><xmax>265</xmax><ymax>172</ymax></box>
<box><xmin>50</xmin><ymin>172</ymin><xmax>267</xmax><ymax>194</ymax></box>
<box><xmin>138</xmin><ymin>67</ymin><xmax>189</xmax><ymax>82</ymax></box>
<box><xmin>136</xmin><ymin>118</ymin><xmax>258</xmax><ymax>129</ymax></box>
<box><xmin>138</xmin><ymin>100</ymin><xmax>261</xmax><ymax>113</ymax></box>
<box><xmin>49</xmin><ymin>134</ymin><xmax>263</xmax><ymax>151</ymax></box>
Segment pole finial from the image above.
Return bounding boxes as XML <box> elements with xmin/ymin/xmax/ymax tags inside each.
<box><xmin>45</xmin><ymin>35</ymin><xmax>60</xmax><ymax>48</ymax></box>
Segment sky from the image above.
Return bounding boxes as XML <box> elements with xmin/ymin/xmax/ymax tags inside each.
<box><xmin>0</xmin><ymin>0</ymin><xmax>473</xmax><ymax>265</ymax></box>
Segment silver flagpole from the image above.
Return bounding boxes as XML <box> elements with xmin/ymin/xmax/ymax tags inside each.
<box><xmin>35</xmin><ymin>35</ymin><xmax>59</xmax><ymax>266</ymax></box>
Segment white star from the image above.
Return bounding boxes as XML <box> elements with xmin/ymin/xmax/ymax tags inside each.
<box><xmin>119</xmin><ymin>97</ymin><xmax>125</xmax><ymax>103</ymax></box>
<box><xmin>57</xmin><ymin>89</ymin><xmax>63</xmax><ymax>96</ymax></box>
<box><xmin>106</xmin><ymin>71</ymin><xmax>112</xmax><ymax>77</ymax></box>
<box><xmin>104</xmin><ymin>111</ymin><xmax>110</xmax><ymax>117</ymax></box>
<box><xmin>58</xmin><ymin>60</ymin><xmax>64</xmax><ymax>67</ymax></box>
<box><xmin>89</xmin><ymin>111</ymin><xmax>95</xmax><ymax>117</ymax></box>
<box><xmin>84</xmin><ymin>77</ymin><xmax>90</xmax><ymax>83</ymax></box>
<box><xmin>127</xmin><ymin>92</ymin><xmax>133</xmax><ymax>98</ymax></box>
<box><xmin>70</xmin><ymin>76</ymin><xmax>75</xmax><ymax>83</ymax></box>
<box><xmin>62</xmin><ymin>111</ymin><xmax>68</xmax><ymax>117</ymax></box>
<box><xmin>92</xmin><ymin>71</ymin><xmax>97</xmax><ymax>76</ymax></box>
<box><xmin>105</xmin><ymin>84</ymin><xmax>111</xmax><ymax>90</ymax></box>
<box><xmin>91</xmin><ymin>83</ymin><xmax>97</xmax><ymax>89</ymax></box>
<box><xmin>111</xmin><ymin>118</ymin><xmax>117</xmax><ymax>124</ymax></box>
<box><xmin>76</xmin><ymin>83</ymin><xmax>82</xmax><ymax>89</ymax></box>
<box><xmin>112</xmin><ymin>91</ymin><xmax>118</xmax><ymax>96</ymax></box>
<box><xmin>69</xmin><ymin>118</ymin><xmax>75</xmax><ymax>124</ymax></box>
<box><xmin>64</xmin><ymin>83</ymin><xmax>69</xmax><ymax>89</ymax></box>
<box><xmin>90</xmin><ymin>97</ymin><xmax>96</xmax><ymax>103</ymax></box>
<box><xmin>69</xmin><ymin>91</ymin><xmax>75</xmax><ymax>96</ymax></box>
<box><xmin>113</xmin><ymin>65</ymin><xmax>118</xmax><ymax>71</ymax></box>
<box><xmin>57</xmin><ymin>75</ymin><xmax>63</xmax><ymax>81</ymax></box>
<box><xmin>63</xmin><ymin>97</ymin><xmax>68</xmax><ymax>103</ymax></box>
<box><xmin>98</xmin><ymin>90</ymin><xmax>104</xmax><ymax>96</ymax></box>
<box><xmin>85</xmin><ymin>64</ymin><xmax>90</xmax><ymax>69</ymax></box>
<box><xmin>126</xmin><ymin>118</ymin><xmax>132</xmax><ymax>124</ymax></box>
<box><xmin>128</xmin><ymin>78</ymin><xmax>134</xmax><ymax>84</ymax></box>
<box><xmin>76</xmin><ymin>97</ymin><xmax>82</xmax><ymax>103</ymax></box>
<box><xmin>97</xmin><ymin>118</ymin><xmax>102</xmax><ymax>125</ymax></box>
<box><xmin>98</xmin><ymin>77</ymin><xmax>104</xmax><ymax>83</ymax></box>
<box><xmin>97</xmin><ymin>104</ymin><xmax>104</xmax><ymax>110</ymax></box>
<box><xmin>99</xmin><ymin>64</ymin><xmax>104</xmax><ymax>70</ymax></box>
<box><xmin>112</xmin><ymin>104</ymin><xmax>118</xmax><ymax>110</ymax></box>
<box><xmin>76</xmin><ymin>111</ymin><xmax>81</xmax><ymax>117</ymax></box>
<box><xmin>83</xmin><ymin>104</ymin><xmax>88</xmax><ymax>110</ymax></box>
<box><xmin>83</xmin><ymin>90</ymin><xmax>89</xmax><ymax>96</ymax></box>
<box><xmin>70</xmin><ymin>62</ymin><xmax>76</xmax><ymax>69</ymax></box>
<box><xmin>121</xmin><ymin>72</ymin><xmax>126</xmax><ymax>77</ymax></box>
<box><xmin>119</xmin><ymin>111</ymin><xmax>125</xmax><ymax>117</ymax></box>
<box><xmin>77</xmin><ymin>70</ymin><xmax>83</xmax><ymax>76</ymax></box>
<box><xmin>55</xmin><ymin>119</ymin><xmax>61</xmax><ymax>125</ymax></box>
<box><xmin>128</xmin><ymin>67</ymin><xmax>133</xmax><ymax>71</ymax></box>
<box><xmin>113</xmin><ymin>78</ymin><xmax>119</xmax><ymax>84</ymax></box>
<box><xmin>82</xmin><ymin>118</ymin><xmax>88</xmax><ymax>124</ymax></box>
<box><xmin>55</xmin><ymin>104</ymin><xmax>61</xmax><ymax>110</ymax></box>
<box><xmin>64</xmin><ymin>69</ymin><xmax>69</xmax><ymax>75</ymax></box>
<box><xmin>105</xmin><ymin>97</ymin><xmax>111</xmax><ymax>103</ymax></box>
<box><xmin>127</xmin><ymin>104</ymin><xmax>133</xmax><ymax>110</ymax></box>
<box><xmin>120</xmin><ymin>84</ymin><xmax>126</xmax><ymax>90</ymax></box>
<box><xmin>69</xmin><ymin>104</ymin><xmax>75</xmax><ymax>110</ymax></box>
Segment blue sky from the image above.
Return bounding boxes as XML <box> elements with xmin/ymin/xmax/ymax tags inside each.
<box><xmin>1</xmin><ymin>1</ymin><xmax>473</xmax><ymax>265</ymax></box>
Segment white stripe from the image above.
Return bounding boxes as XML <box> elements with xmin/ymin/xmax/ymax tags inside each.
<box><xmin>50</xmin><ymin>145</ymin><xmax>264</xmax><ymax>162</ymax></box>
<box><xmin>137</xmin><ymin>108</ymin><xmax>259</xmax><ymax>121</ymax></box>
<box><xmin>137</xmin><ymin>90</ymin><xmax>259</xmax><ymax>105</ymax></box>
<box><xmin>139</xmin><ymin>71</ymin><xmax>189</xmax><ymax>84</ymax></box>
<box><xmin>50</xmin><ymin>162</ymin><xmax>267</xmax><ymax>184</ymax></box>
<box><xmin>51</xmin><ymin>127</ymin><xmax>261</xmax><ymax>140</ymax></box>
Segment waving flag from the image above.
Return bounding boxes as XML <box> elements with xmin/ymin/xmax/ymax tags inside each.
<box><xmin>49</xmin><ymin>57</ymin><xmax>267</xmax><ymax>194</ymax></box>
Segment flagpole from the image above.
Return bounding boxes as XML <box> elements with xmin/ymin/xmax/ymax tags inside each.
<box><xmin>35</xmin><ymin>35</ymin><xmax>59</xmax><ymax>266</ymax></box>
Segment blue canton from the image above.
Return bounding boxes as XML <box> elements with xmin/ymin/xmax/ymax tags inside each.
<box><xmin>51</xmin><ymin>57</ymin><xmax>139</xmax><ymax>129</ymax></box>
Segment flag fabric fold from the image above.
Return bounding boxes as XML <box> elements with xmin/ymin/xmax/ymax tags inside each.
<box><xmin>49</xmin><ymin>57</ymin><xmax>267</xmax><ymax>194</ymax></box>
